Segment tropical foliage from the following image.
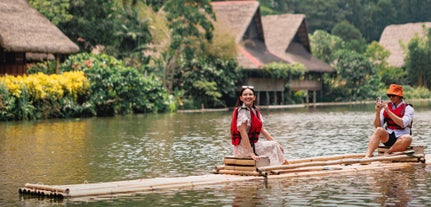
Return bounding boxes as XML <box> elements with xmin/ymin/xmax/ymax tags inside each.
<box><xmin>0</xmin><ymin>53</ymin><xmax>172</xmax><ymax>120</ymax></box>
<box><xmin>0</xmin><ymin>71</ymin><xmax>90</xmax><ymax>120</ymax></box>
<box><xmin>405</xmin><ymin>27</ymin><xmax>431</xmax><ymax>89</ymax></box>
<box><xmin>61</xmin><ymin>53</ymin><xmax>171</xmax><ymax>116</ymax></box>
<box><xmin>20</xmin><ymin>0</ymin><xmax>431</xmax><ymax>115</ymax></box>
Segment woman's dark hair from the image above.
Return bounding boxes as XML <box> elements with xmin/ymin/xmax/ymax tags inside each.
<box><xmin>235</xmin><ymin>86</ymin><xmax>257</xmax><ymax>108</ymax></box>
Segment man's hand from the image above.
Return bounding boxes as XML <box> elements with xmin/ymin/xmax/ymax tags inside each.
<box><xmin>375</xmin><ymin>102</ymin><xmax>383</xmax><ymax>111</ymax></box>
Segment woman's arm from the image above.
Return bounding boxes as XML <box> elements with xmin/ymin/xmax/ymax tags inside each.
<box><xmin>238</xmin><ymin>123</ymin><xmax>260</xmax><ymax>160</ymax></box>
<box><xmin>260</xmin><ymin>127</ymin><xmax>284</xmax><ymax>153</ymax></box>
<box><xmin>260</xmin><ymin>127</ymin><xmax>274</xmax><ymax>141</ymax></box>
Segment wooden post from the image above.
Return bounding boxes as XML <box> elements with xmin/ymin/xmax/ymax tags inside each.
<box><xmin>313</xmin><ymin>90</ymin><xmax>317</xmax><ymax>105</ymax></box>
<box><xmin>256</xmin><ymin>91</ymin><xmax>260</xmax><ymax>105</ymax></box>
<box><xmin>55</xmin><ymin>54</ymin><xmax>60</xmax><ymax>74</ymax></box>
<box><xmin>266</xmin><ymin>91</ymin><xmax>269</xmax><ymax>105</ymax></box>
<box><xmin>281</xmin><ymin>91</ymin><xmax>284</xmax><ymax>105</ymax></box>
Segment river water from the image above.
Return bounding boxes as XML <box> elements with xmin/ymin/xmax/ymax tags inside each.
<box><xmin>1</xmin><ymin>102</ymin><xmax>431</xmax><ymax>206</ymax></box>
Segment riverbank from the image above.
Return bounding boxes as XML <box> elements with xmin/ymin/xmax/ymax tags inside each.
<box><xmin>178</xmin><ymin>98</ymin><xmax>431</xmax><ymax>113</ymax></box>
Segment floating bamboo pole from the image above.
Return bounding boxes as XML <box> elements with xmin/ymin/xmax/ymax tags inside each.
<box><xmin>258</xmin><ymin>154</ymin><xmax>423</xmax><ymax>173</ymax></box>
<box><xmin>270</xmin><ymin>166</ymin><xmax>344</xmax><ymax>175</ymax></box>
<box><xmin>19</xmin><ymin>174</ymin><xmax>260</xmax><ymax>198</ymax></box>
<box><xmin>217</xmin><ymin>170</ymin><xmax>260</xmax><ymax>176</ymax></box>
<box><xmin>24</xmin><ymin>183</ymin><xmax>69</xmax><ymax>193</ymax></box>
<box><xmin>288</xmin><ymin>153</ymin><xmax>366</xmax><ymax>164</ymax></box>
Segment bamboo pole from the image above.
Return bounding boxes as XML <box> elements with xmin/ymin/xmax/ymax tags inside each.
<box><xmin>288</xmin><ymin>153</ymin><xmax>366</xmax><ymax>164</ymax></box>
<box><xmin>258</xmin><ymin>154</ymin><xmax>423</xmax><ymax>172</ymax></box>
<box><xmin>270</xmin><ymin>166</ymin><xmax>344</xmax><ymax>175</ymax></box>
<box><xmin>223</xmin><ymin>165</ymin><xmax>257</xmax><ymax>171</ymax></box>
<box><xmin>217</xmin><ymin>170</ymin><xmax>260</xmax><ymax>176</ymax></box>
<box><xmin>24</xmin><ymin>183</ymin><xmax>69</xmax><ymax>194</ymax></box>
<box><xmin>215</xmin><ymin>165</ymin><xmax>225</xmax><ymax>171</ymax></box>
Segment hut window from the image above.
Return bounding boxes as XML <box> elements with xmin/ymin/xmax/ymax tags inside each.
<box><xmin>0</xmin><ymin>48</ymin><xmax>3</xmax><ymax>63</ymax></box>
<box><xmin>0</xmin><ymin>49</ymin><xmax>19</xmax><ymax>65</ymax></box>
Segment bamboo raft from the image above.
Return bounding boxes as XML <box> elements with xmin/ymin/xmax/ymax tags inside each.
<box><xmin>19</xmin><ymin>146</ymin><xmax>428</xmax><ymax>200</ymax></box>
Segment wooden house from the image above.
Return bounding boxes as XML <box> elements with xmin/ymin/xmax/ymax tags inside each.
<box><xmin>211</xmin><ymin>1</ymin><xmax>333</xmax><ymax>105</ymax></box>
<box><xmin>379</xmin><ymin>22</ymin><xmax>431</xmax><ymax>68</ymax></box>
<box><xmin>0</xmin><ymin>0</ymin><xmax>79</xmax><ymax>76</ymax></box>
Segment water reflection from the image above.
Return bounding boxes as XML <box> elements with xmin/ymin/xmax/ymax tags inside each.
<box><xmin>1</xmin><ymin>103</ymin><xmax>431</xmax><ymax>206</ymax></box>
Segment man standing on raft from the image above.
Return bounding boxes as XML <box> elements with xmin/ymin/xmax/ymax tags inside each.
<box><xmin>364</xmin><ymin>84</ymin><xmax>414</xmax><ymax>158</ymax></box>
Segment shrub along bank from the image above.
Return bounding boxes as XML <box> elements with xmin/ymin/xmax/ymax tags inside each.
<box><xmin>0</xmin><ymin>53</ymin><xmax>171</xmax><ymax>121</ymax></box>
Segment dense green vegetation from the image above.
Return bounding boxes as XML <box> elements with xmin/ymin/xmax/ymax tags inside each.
<box><xmin>2</xmin><ymin>0</ymin><xmax>429</xmax><ymax>120</ymax></box>
<box><xmin>0</xmin><ymin>54</ymin><xmax>171</xmax><ymax>121</ymax></box>
<box><xmin>259</xmin><ymin>0</ymin><xmax>431</xmax><ymax>42</ymax></box>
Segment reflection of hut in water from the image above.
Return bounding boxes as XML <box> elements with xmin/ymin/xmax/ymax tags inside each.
<box><xmin>211</xmin><ymin>1</ymin><xmax>334</xmax><ymax>105</ymax></box>
<box><xmin>0</xmin><ymin>0</ymin><xmax>79</xmax><ymax>75</ymax></box>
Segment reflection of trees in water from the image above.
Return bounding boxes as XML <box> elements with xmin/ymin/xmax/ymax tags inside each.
<box><xmin>0</xmin><ymin>120</ymin><xmax>89</xmax><ymax>184</ymax></box>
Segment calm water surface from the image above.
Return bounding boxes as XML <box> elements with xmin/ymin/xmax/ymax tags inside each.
<box><xmin>1</xmin><ymin>102</ymin><xmax>431</xmax><ymax>206</ymax></box>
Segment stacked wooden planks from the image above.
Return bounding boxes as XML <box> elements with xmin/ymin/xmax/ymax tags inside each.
<box><xmin>214</xmin><ymin>156</ymin><xmax>270</xmax><ymax>176</ymax></box>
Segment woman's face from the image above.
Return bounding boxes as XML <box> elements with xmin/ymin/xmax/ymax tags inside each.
<box><xmin>240</xmin><ymin>88</ymin><xmax>256</xmax><ymax>107</ymax></box>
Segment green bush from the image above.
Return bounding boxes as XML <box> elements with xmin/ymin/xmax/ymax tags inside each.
<box><xmin>61</xmin><ymin>53</ymin><xmax>171</xmax><ymax>115</ymax></box>
<box><xmin>0</xmin><ymin>82</ymin><xmax>16</xmax><ymax>121</ymax></box>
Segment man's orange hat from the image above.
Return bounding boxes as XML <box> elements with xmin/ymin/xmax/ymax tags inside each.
<box><xmin>386</xmin><ymin>84</ymin><xmax>403</xmax><ymax>97</ymax></box>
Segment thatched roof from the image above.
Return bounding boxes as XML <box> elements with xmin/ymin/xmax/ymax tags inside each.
<box><xmin>212</xmin><ymin>1</ymin><xmax>282</xmax><ymax>69</ymax></box>
<box><xmin>262</xmin><ymin>14</ymin><xmax>334</xmax><ymax>73</ymax></box>
<box><xmin>211</xmin><ymin>1</ymin><xmax>333</xmax><ymax>73</ymax></box>
<box><xmin>211</xmin><ymin>1</ymin><xmax>261</xmax><ymax>43</ymax></box>
<box><xmin>0</xmin><ymin>0</ymin><xmax>79</xmax><ymax>54</ymax></box>
<box><xmin>379</xmin><ymin>22</ymin><xmax>431</xmax><ymax>67</ymax></box>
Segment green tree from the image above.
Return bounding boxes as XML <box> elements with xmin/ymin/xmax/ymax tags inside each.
<box><xmin>109</xmin><ymin>0</ymin><xmax>153</xmax><ymax>68</ymax></box>
<box><xmin>405</xmin><ymin>27</ymin><xmax>431</xmax><ymax>89</ymax></box>
<box><xmin>174</xmin><ymin>56</ymin><xmax>240</xmax><ymax>109</ymax></box>
<box><xmin>58</xmin><ymin>0</ymin><xmax>117</xmax><ymax>52</ymax></box>
<box><xmin>161</xmin><ymin>0</ymin><xmax>216</xmax><ymax>93</ymax></box>
<box><xmin>29</xmin><ymin>0</ymin><xmax>73</xmax><ymax>25</ymax></box>
<box><xmin>364</xmin><ymin>41</ymin><xmax>407</xmax><ymax>86</ymax></box>
<box><xmin>331</xmin><ymin>20</ymin><xmax>367</xmax><ymax>53</ymax></box>
<box><xmin>332</xmin><ymin>50</ymin><xmax>378</xmax><ymax>100</ymax></box>
<box><xmin>282</xmin><ymin>0</ymin><xmax>350</xmax><ymax>32</ymax></box>
<box><xmin>61</xmin><ymin>53</ymin><xmax>170</xmax><ymax>115</ymax></box>
<box><xmin>331</xmin><ymin>20</ymin><xmax>362</xmax><ymax>42</ymax></box>
<box><xmin>309</xmin><ymin>30</ymin><xmax>344</xmax><ymax>64</ymax></box>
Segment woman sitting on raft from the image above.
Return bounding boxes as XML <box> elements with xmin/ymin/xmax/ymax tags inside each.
<box><xmin>230</xmin><ymin>86</ymin><xmax>289</xmax><ymax>165</ymax></box>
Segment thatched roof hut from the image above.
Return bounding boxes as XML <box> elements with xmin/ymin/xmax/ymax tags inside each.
<box><xmin>262</xmin><ymin>14</ymin><xmax>334</xmax><ymax>73</ymax></box>
<box><xmin>211</xmin><ymin>0</ymin><xmax>333</xmax><ymax>104</ymax></box>
<box><xmin>379</xmin><ymin>22</ymin><xmax>431</xmax><ymax>67</ymax></box>
<box><xmin>0</xmin><ymin>0</ymin><xmax>79</xmax><ymax>54</ymax></box>
<box><xmin>0</xmin><ymin>0</ymin><xmax>79</xmax><ymax>75</ymax></box>
<box><xmin>212</xmin><ymin>1</ymin><xmax>285</xmax><ymax>69</ymax></box>
<box><xmin>211</xmin><ymin>1</ymin><xmax>333</xmax><ymax>73</ymax></box>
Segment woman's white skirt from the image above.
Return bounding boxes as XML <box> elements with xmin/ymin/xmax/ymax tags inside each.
<box><xmin>233</xmin><ymin>140</ymin><xmax>285</xmax><ymax>166</ymax></box>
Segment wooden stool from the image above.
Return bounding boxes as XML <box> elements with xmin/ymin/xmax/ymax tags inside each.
<box><xmin>214</xmin><ymin>156</ymin><xmax>270</xmax><ymax>176</ymax></box>
<box><xmin>223</xmin><ymin>156</ymin><xmax>270</xmax><ymax>171</ymax></box>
